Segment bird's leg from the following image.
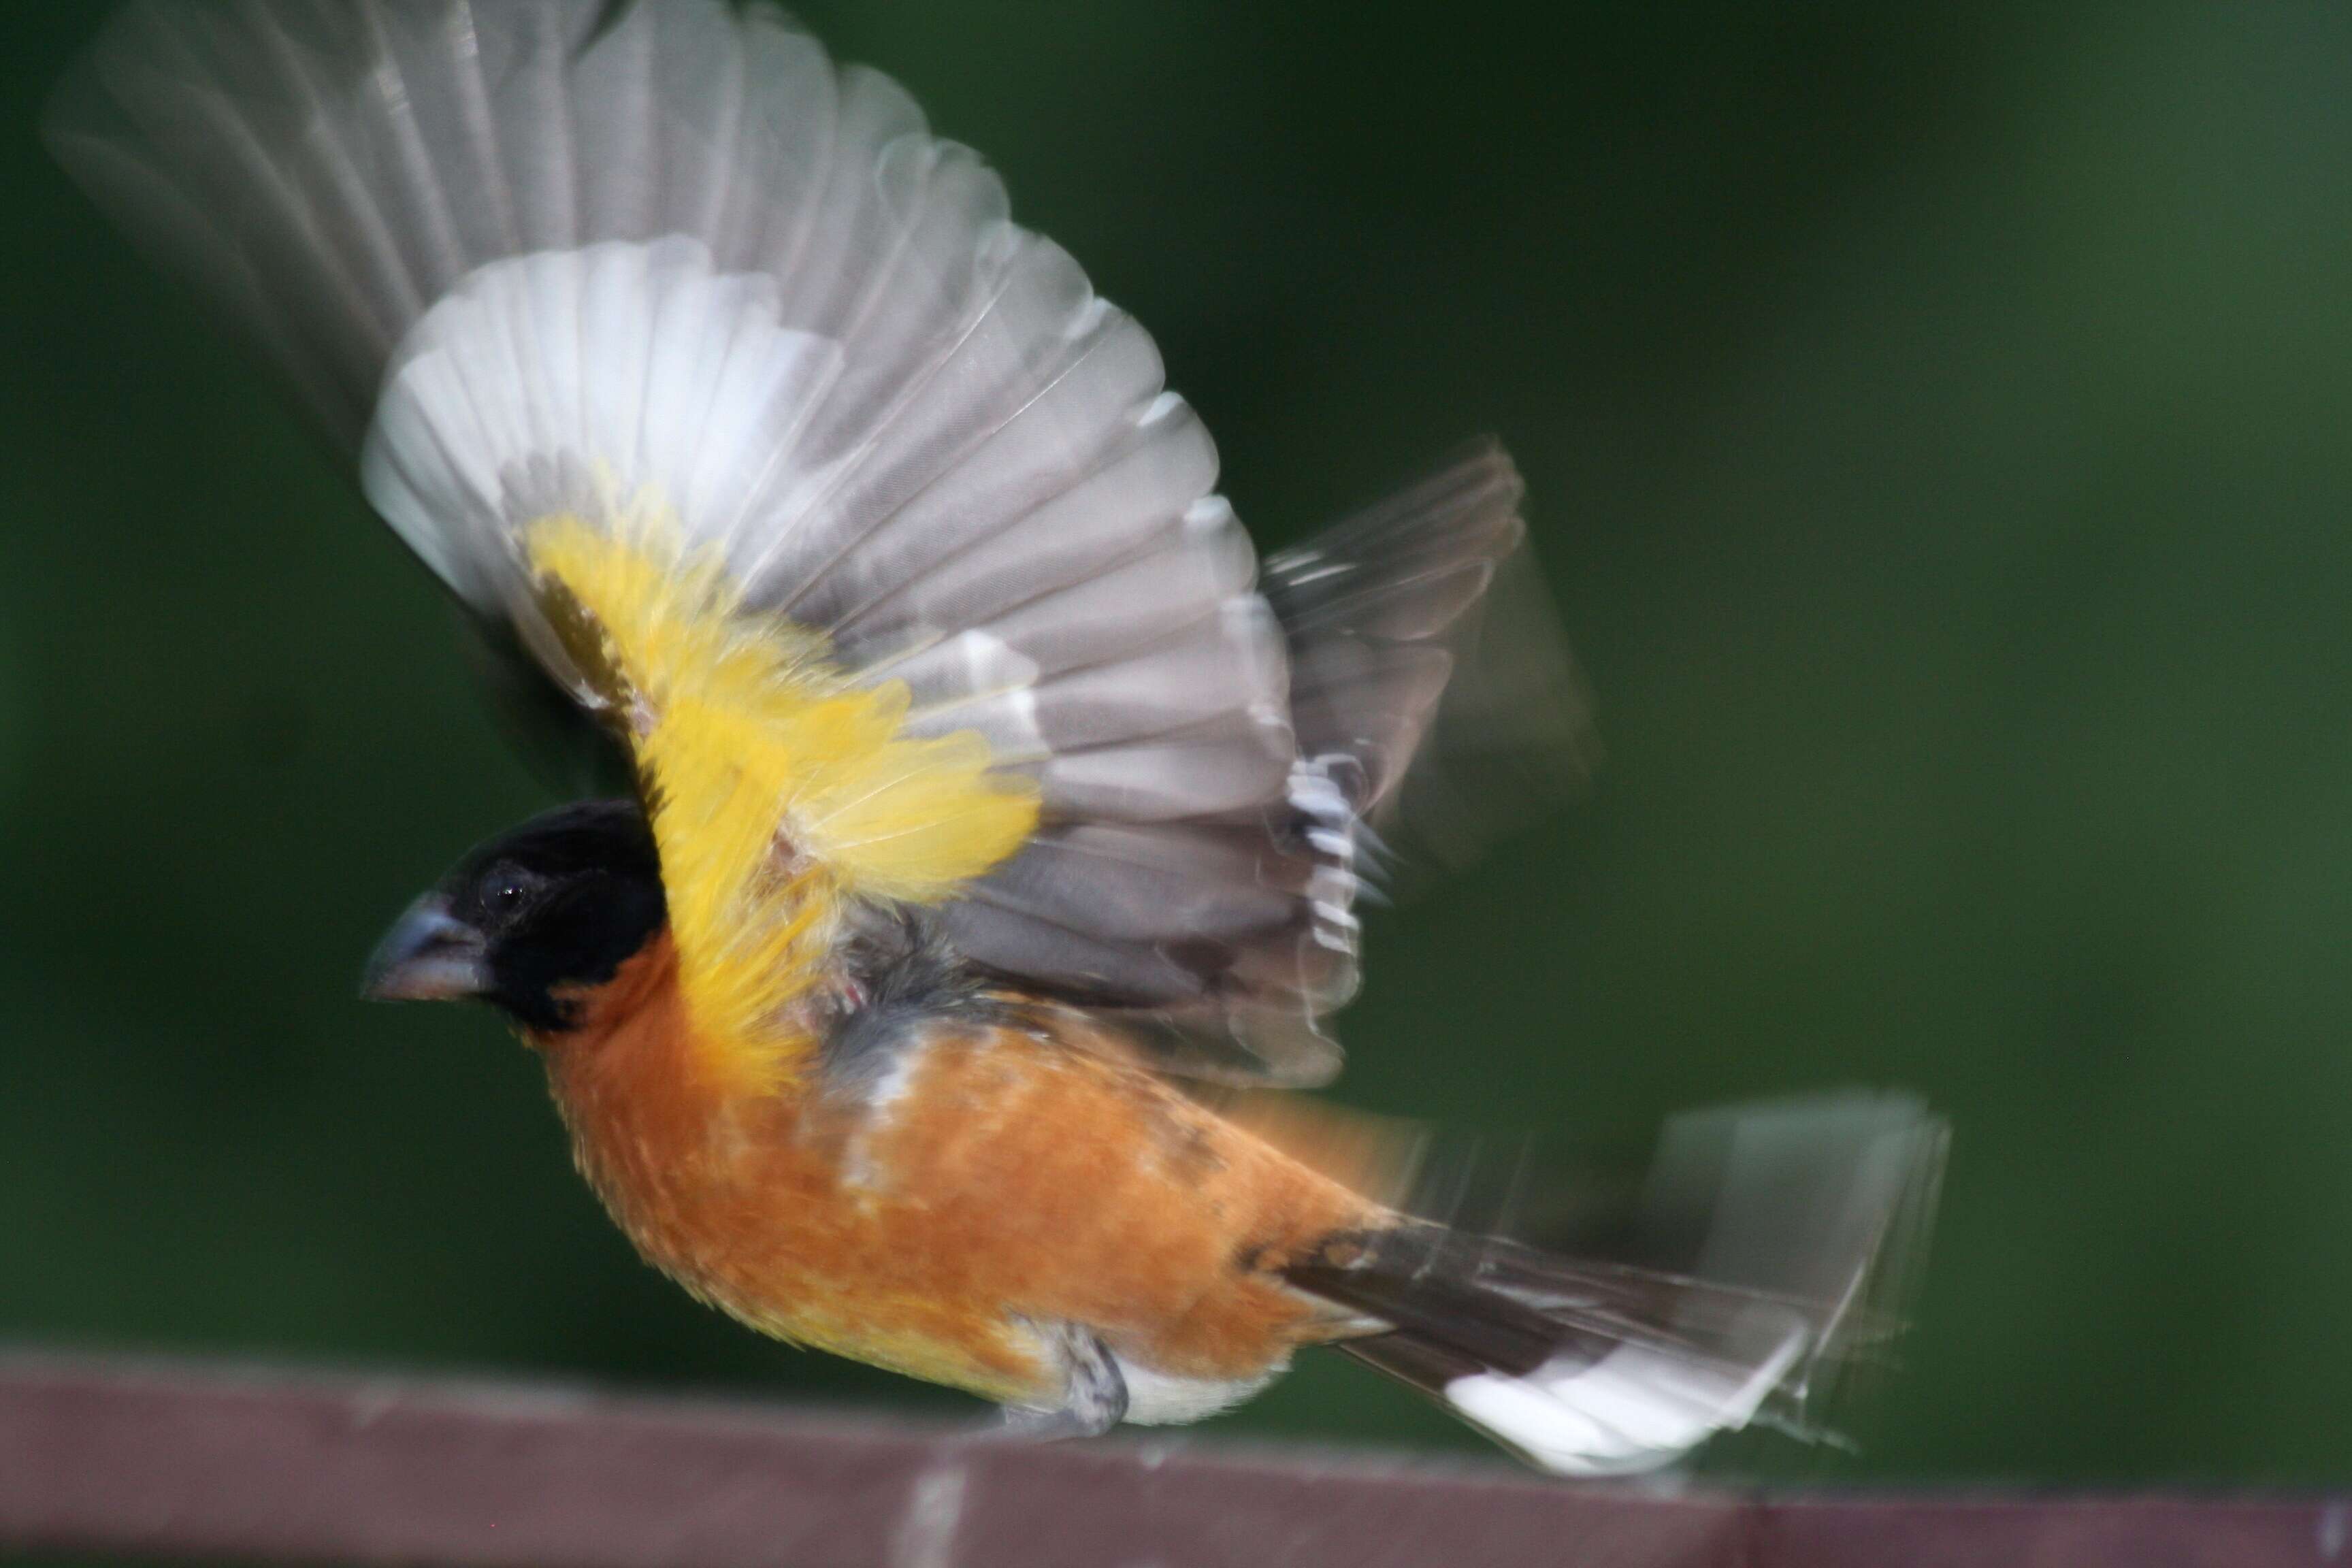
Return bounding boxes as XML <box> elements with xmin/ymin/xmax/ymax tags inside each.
<box><xmin>991</xmin><ymin>1326</ymin><xmax>1128</xmax><ymax>1441</ymax></box>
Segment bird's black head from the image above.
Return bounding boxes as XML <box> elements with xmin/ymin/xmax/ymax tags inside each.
<box><xmin>363</xmin><ymin>800</ymin><xmax>667</xmax><ymax>1034</ymax></box>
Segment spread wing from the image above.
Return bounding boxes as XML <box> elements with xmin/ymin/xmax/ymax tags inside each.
<box><xmin>49</xmin><ymin>0</ymin><xmax>1581</xmax><ymax>1085</ymax></box>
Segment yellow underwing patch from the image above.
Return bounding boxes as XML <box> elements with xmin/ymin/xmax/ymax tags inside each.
<box><xmin>523</xmin><ymin>510</ymin><xmax>1041</xmax><ymax>1090</ymax></box>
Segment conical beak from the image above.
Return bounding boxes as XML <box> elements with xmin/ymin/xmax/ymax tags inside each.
<box><xmin>362</xmin><ymin>894</ymin><xmax>491</xmax><ymax>1002</ymax></box>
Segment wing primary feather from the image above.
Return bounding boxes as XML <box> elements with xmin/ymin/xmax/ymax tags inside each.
<box><xmin>353</xmin><ymin>3</ymin><xmax>469</xmax><ymax>295</ymax></box>
<box><xmin>442</xmin><ymin>1</ymin><xmax>526</xmax><ymax>256</ymax></box>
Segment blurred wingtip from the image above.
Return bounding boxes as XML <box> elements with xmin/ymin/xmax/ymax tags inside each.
<box><xmin>1268</xmin><ymin>439</ymin><xmax>1601</xmax><ymax>902</ymax></box>
<box><xmin>1394</xmin><ymin>521</ymin><xmax>1602</xmax><ymax>868</ymax></box>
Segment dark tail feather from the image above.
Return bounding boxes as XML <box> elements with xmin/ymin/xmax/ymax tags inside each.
<box><xmin>1286</xmin><ymin>1093</ymin><xmax>1946</xmax><ymax>1476</ymax></box>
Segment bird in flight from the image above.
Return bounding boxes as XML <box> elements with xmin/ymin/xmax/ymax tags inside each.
<box><xmin>47</xmin><ymin>0</ymin><xmax>1942</xmax><ymax>1473</ymax></box>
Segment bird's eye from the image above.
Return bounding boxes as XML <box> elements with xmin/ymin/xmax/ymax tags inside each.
<box><xmin>485</xmin><ymin>877</ymin><xmax>531</xmax><ymax>915</ymax></box>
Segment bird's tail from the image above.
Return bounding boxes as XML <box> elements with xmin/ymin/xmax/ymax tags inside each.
<box><xmin>1286</xmin><ymin>1092</ymin><xmax>1945</xmax><ymax>1476</ymax></box>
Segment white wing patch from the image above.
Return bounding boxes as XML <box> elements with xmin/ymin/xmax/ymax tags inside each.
<box><xmin>363</xmin><ymin>239</ymin><xmax>845</xmax><ymax>688</ymax></box>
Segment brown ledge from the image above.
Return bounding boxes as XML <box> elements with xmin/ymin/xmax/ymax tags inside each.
<box><xmin>0</xmin><ymin>1352</ymin><xmax>2338</xmax><ymax>1567</ymax></box>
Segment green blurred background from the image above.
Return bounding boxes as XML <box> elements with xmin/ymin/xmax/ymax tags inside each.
<box><xmin>4</xmin><ymin>0</ymin><xmax>2351</xmax><ymax>1488</ymax></box>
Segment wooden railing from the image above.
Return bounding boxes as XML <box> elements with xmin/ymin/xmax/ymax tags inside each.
<box><xmin>0</xmin><ymin>1352</ymin><xmax>2338</xmax><ymax>1567</ymax></box>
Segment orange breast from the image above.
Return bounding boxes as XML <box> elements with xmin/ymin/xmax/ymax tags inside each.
<box><xmin>533</xmin><ymin>935</ymin><xmax>1387</xmax><ymax>1408</ymax></box>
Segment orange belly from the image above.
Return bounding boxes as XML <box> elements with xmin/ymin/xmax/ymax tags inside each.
<box><xmin>534</xmin><ymin>936</ymin><xmax>1385</xmax><ymax>1409</ymax></box>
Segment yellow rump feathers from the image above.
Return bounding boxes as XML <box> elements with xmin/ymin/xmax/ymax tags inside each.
<box><xmin>523</xmin><ymin>513</ymin><xmax>1040</xmax><ymax>1088</ymax></box>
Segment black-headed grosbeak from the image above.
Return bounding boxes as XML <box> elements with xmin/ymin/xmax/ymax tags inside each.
<box><xmin>47</xmin><ymin>0</ymin><xmax>1944</xmax><ymax>1473</ymax></box>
